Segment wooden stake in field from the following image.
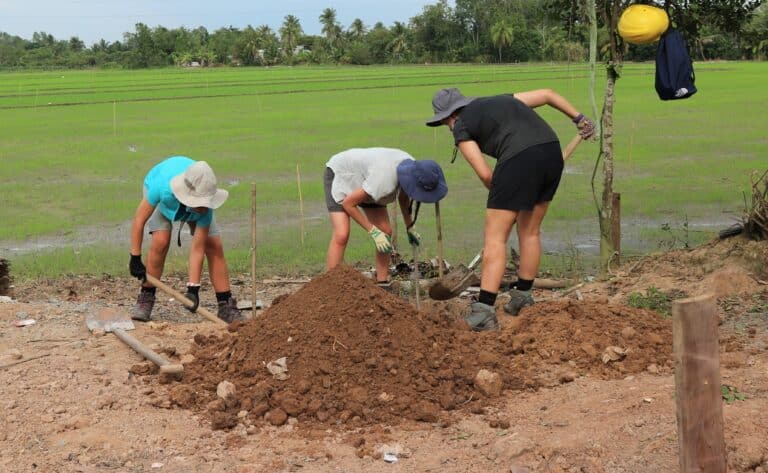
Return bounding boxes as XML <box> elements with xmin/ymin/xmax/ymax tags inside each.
<box><xmin>296</xmin><ymin>163</ymin><xmax>305</xmax><ymax>248</ymax></box>
<box><xmin>251</xmin><ymin>182</ymin><xmax>257</xmax><ymax>319</ymax></box>
<box><xmin>113</xmin><ymin>101</ymin><xmax>117</xmax><ymax>136</ymax></box>
<box><xmin>673</xmin><ymin>294</ymin><xmax>726</xmax><ymax>473</ymax></box>
<box><xmin>435</xmin><ymin>202</ymin><xmax>444</xmax><ymax>278</ymax></box>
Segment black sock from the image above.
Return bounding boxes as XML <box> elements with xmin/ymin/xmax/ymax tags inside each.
<box><xmin>514</xmin><ymin>278</ymin><xmax>534</xmax><ymax>291</ymax></box>
<box><xmin>141</xmin><ymin>286</ymin><xmax>156</xmax><ymax>294</ymax></box>
<box><xmin>215</xmin><ymin>291</ymin><xmax>232</xmax><ymax>302</ymax></box>
<box><xmin>478</xmin><ymin>290</ymin><xmax>497</xmax><ymax>306</ymax></box>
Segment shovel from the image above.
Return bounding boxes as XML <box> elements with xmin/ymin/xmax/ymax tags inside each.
<box><xmin>86</xmin><ymin>307</ymin><xmax>183</xmax><ymax>375</ymax></box>
<box><xmin>428</xmin><ymin>250</ymin><xmax>482</xmax><ymax>300</ymax></box>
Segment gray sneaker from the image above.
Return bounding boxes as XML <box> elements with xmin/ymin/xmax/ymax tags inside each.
<box><xmin>131</xmin><ymin>290</ymin><xmax>155</xmax><ymax>322</ymax></box>
<box><xmin>217</xmin><ymin>297</ymin><xmax>244</xmax><ymax>324</ymax></box>
<box><xmin>465</xmin><ymin>302</ymin><xmax>499</xmax><ymax>332</ymax></box>
<box><xmin>503</xmin><ymin>288</ymin><xmax>534</xmax><ymax>316</ymax></box>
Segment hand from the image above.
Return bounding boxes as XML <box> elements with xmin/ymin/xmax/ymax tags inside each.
<box><xmin>184</xmin><ymin>284</ymin><xmax>200</xmax><ymax>313</ymax></box>
<box><xmin>129</xmin><ymin>254</ymin><xmax>146</xmax><ymax>281</ymax></box>
<box><xmin>573</xmin><ymin>113</ymin><xmax>596</xmax><ymax>140</ymax></box>
<box><xmin>369</xmin><ymin>226</ymin><xmax>393</xmax><ymax>254</ymax></box>
<box><xmin>407</xmin><ymin>228</ymin><xmax>421</xmax><ymax>247</ymax></box>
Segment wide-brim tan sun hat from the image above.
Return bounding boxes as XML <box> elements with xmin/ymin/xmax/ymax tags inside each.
<box><xmin>170</xmin><ymin>161</ymin><xmax>229</xmax><ymax>209</ymax></box>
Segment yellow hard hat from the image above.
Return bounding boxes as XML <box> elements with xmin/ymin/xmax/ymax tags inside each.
<box><xmin>618</xmin><ymin>4</ymin><xmax>670</xmax><ymax>45</ymax></box>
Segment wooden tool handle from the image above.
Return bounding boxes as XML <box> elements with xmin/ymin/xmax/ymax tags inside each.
<box><xmin>145</xmin><ymin>274</ymin><xmax>228</xmax><ymax>327</ymax></box>
<box><xmin>435</xmin><ymin>202</ymin><xmax>444</xmax><ymax>278</ymax></box>
<box><xmin>113</xmin><ymin>328</ymin><xmax>184</xmax><ymax>374</ymax></box>
<box><xmin>563</xmin><ymin>134</ymin><xmax>583</xmax><ymax>161</ymax></box>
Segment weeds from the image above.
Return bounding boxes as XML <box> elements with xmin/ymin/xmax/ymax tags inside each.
<box><xmin>659</xmin><ymin>215</ymin><xmax>690</xmax><ymax>250</ymax></box>
<box><xmin>721</xmin><ymin>384</ymin><xmax>747</xmax><ymax>404</ymax></box>
<box><xmin>627</xmin><ymin>286</ymin><xmax>684</xmax><ymax>317</ymax></box>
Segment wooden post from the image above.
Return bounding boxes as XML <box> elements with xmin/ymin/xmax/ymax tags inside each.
<box><xmin>296</xmin><ymin>164</ymin><xmax>305</xmax><ymax>248</ymax></box>
<box><xmin>611</xmin><ymin>192</ymin><xmax>621</xmax><ymax>265</ymax></box>
<box><xmin>435</xmin><ymin>202</ymin><xmax>444</xmax><ymax>278</ymax></box>
<box><xmin>251</xmin><ymin>183</ymin><xmax>257</xmax><ymax>319</ymax></box>
<box><xmin>673</xmin><ymin>294</ymin><xmax>726</xmax><ymax>473</ymax></box>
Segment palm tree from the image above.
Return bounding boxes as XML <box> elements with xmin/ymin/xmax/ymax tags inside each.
<box><xmin>280</xmin><ymin>14</ymin><xmax>303</xmax><ymax>58</ymax></box>
<box><xmin>491</xmin><ymin>19</ymin><xmax>513</xmax><ymax>63</ymax></box>
<box><xmin>319</xmin><ymin>8</ymin><xmax>339</xmax><ymax>43</ymax></box>
<box><xmin>388</xmin><ymin>22</ymin><xmax>409</xmax><ymax>62</ymax></box>
<box><xmin>349</xmin><ymin>18</ymin><xmax>366</xmax><ymax>41</ymax></box>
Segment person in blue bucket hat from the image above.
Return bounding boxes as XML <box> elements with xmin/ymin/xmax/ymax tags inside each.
<box><xmin>426</xmin><ymin>87</ymin><xmax>595</xmax><ymax>331</ymax></box>
<box><xmin>324</xmin><ymin>148</ymin><xmax>447</xmax><ymax>286</ymax></box>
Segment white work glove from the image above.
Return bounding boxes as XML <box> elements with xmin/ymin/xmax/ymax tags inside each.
<box><xmin>407</xmin><ymin>227</ymin><xmax>421</xmax><ymax>247</ymax></box>
<box><xmin>369</xmin><ymin>225</ymin><xmax>393</xmax><ymax>254</ymax></box>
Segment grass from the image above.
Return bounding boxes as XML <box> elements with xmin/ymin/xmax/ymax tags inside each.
<box><xmin>1</xmin><ymin>62</ymin><xmax>766</xmax><ymax>279</ymax></box>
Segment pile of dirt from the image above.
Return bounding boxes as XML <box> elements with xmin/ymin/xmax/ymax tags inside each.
<box><xmin>169</xmin><ymin>265</ymin><xmax>673</xmax><ymax>429</ymax></box>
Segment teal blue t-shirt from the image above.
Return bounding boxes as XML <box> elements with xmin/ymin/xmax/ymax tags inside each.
<box><xmin>143</xmin><ymin>156</ymin><xmax>213</xmax><ymax>227</ymax></box>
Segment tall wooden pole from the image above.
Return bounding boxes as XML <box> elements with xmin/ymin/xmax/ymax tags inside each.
<box><xmin>673</xmin><ymin>294</ymin><xmax>726</xmax><ymax>473</ymax></box>
<box><xmin>611</xmin><ymin>192</ymin><xmax>621</xmax><ymax>265</ymax></box>
<box><xmin>435</xmin><ymin>202</ymin><xmax>444</xmax><ymax>278</ymax></box>
<box><xmin>296</xmin><ymin>164</ymin><xmax>305</xmax><ymax>248</ymax></box>
<box><xmin>251</xmin><ymin>183</ymin><xmax>257</xmax><ymax>319</ymax></box>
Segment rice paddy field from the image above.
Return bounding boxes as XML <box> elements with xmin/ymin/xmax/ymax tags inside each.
<box><xmin>1</xmin><ymin>61</ymin><xmax>766</xmax><ymax>278</ymax></box>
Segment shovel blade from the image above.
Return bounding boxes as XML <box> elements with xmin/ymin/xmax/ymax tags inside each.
<box><xmin>428</xmin><ymin>265</ymin><xmax>480</xmax><ymax>300</ymax></box>
<box><xmin>86</xmin><ymin>307</ymin><xmax>135</xmax><ymax>333</ymax></box>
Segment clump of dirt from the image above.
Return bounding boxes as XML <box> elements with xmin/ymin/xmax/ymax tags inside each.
<box><xmin>171</xmin><ymin>265</ymin><xmax>672</xmax><ymax>429</ymax></box>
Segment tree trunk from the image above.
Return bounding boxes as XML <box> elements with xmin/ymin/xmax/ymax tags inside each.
<box><xmin>599</xmin><ymin>67</ymin><xmax>617</xmax><ymax>269</ymax></box>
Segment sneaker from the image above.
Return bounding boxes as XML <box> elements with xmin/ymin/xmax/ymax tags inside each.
<box><xmin>503</xmin><ymin>288</ymin><xmax>534</xmax><ymax>316</ymax></box>
<box><xmin>131</xmin><ymin>290</ymin><xmax>155</xmax><ymax>322</ymax></box>
<box><xmin>465</xmin><ymin>302</ymin><xmax>499</xmax><ymax>332</ymax></box>
<box><xmin>217</xmin><ymin>297</ymin><xmax>244</xmax><ymax>324</ymax></box>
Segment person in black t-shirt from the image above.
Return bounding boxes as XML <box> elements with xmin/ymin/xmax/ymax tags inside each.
<box><xmin>426</xmin><ymin>87</ymin><xmax>595</xmax><ymax>331</ymax></box>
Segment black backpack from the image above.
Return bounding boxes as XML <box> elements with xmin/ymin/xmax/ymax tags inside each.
<box><xmin>655</xmin><ymin>28</ymin><xmax>697</xmax><ymax>100</ymax></box>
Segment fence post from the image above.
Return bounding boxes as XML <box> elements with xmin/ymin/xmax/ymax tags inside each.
<box><xmin>673</xmin><ymin>293</ymin><xmax>726</xmax><ymax>473</ymax></box>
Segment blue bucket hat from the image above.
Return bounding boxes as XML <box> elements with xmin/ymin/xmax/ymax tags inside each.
<box><xmin>396</xmin><ymin>160</ymin><xmax>448</xmax><ymax>203</ymax></box>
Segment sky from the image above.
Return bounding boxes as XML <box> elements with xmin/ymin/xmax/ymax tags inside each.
<box><xmin>0</xmin><ymin>0</ymin><xmax>446</xmax><ymax>45</ymax></box>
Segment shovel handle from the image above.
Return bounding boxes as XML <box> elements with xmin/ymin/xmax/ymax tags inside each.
<box><xmin>145</xmin><ymin>275</ymin><xmax>228</xmax><ymax>327</ymax></box>
<box><xmin>113</xmin><ymin>329</ymin><xmax>184</xmax><ymax>375</ymax></box>
<box><xmin>563</xmin><ymin>134</ymin><xmax>583</xmax><ymax>161</ymax></box>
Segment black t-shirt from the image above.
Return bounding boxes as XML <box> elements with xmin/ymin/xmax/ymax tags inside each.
<box><xmin>451</xmin><ymin>94</ymin><xmax>558</xmax><ymax>160</ymax></box>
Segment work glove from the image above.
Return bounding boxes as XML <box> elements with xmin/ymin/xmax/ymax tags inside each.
<box><xmin>369</xmin><ymin>225</ymin><xmax>393</xmax><ymax>254</ymax></box>
<box><xmin>129</xmin><ymin>254</ymin><xmax>146</xmax><ymax>281</ymax></box>
<box><xmin>573</xmin><ymin>113</ymin><xmax>596</xmax><ymax>140</ymax></box>
<box><xmin>184</xmin><ymin>284</ymin><xmax>200</xmax><ymax>313</ymax></box>
<box><xmin>407</xmin><ymin>227</ymin><xmax>421</xmax><ymax>247</ymax></box>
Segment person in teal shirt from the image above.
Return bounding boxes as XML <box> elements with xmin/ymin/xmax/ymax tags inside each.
<box><xmin>128</xmin><ymin>157</ymin><xmax>242</xmax><ymax>323</ymax></box>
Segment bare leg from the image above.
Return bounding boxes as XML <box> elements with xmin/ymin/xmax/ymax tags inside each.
<box><xmin>516</xmin><ymin>201</ymin><xmax>550</xmax><ymax>280</ymax></box>
<box><xmin>205</xmin><ymin>235</ymin><xmax>230</xmax><ymax>292</ymax></box>
<box><xmin>326</xmin><ymin>211</ymin><xmax>350</xmax><ymax>270</ymax></box>
<box><xmin>363</xmin><ymin>206</ymin><xmax>392</xmax><ymax>282</ymax></box>
<box><xmin>480</xmin><ymin>209</ymin><xmax>518</xmax><ymax>293</ymax></box>
<box><xmin>144</xmin><ymin>230</ymin><xmax>170</xmax><ymax>289</ymax></box>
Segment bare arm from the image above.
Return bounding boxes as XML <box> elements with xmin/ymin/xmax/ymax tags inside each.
<box><xmin>341</xmin><ymin>188</ymin><xmax>375</xmax><ymax>231</ymax></box>
<box><xmin>397</xmin><ymin>189</ymin><xmax>415</xmax><ymax>229</ymax></box>
<box><xmin>514</xmin><ymin>88</ymin><xmax>580</xmax><ymax>120</ymax></box>
<box><xmin>188</xmin><ymin>224</ymin><xmax>208</xmax><ymax>285</ymax></box>
<box><xmin>458</xmin><ymin>140</ymin><xmax>492</xmax><ymax>190</ymax></box>
<box><xmin>130</xmin><ymin>198</ymin><xmax>155</xmax><ymax>255</ymax></box>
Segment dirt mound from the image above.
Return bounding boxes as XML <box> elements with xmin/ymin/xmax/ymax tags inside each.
<box><xmin>170</xmin><ymin>265</ymin><xmax>672</xmax><ymax>429</ymax></box>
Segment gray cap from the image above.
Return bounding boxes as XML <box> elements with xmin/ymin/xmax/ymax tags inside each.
<box><xmin>425</xmin><ymin>88</ymin><xmax>474</xmax><ymax>127</ymax></box>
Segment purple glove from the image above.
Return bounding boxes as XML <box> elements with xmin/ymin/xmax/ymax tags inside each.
<box><xmin>573</xmin><ymin>113</ymin><xmax>596</xmax><ymax>140</ymax></box>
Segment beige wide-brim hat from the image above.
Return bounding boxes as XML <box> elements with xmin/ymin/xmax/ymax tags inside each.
<box><xmin>170</xmin><ymin>161</ymin><xmax>229</xmax><ymax>209</ymax></box>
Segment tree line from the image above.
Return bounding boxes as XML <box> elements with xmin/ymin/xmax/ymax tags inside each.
<box><xmin>1</xmin><ymin>0</ymin><xmax>765</xmax><ymax>69</ymax></box>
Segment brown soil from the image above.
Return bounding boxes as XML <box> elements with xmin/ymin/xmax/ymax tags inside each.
<box><xmin>174</xmin><ymin>264</ymin><xmax>672</xmax><ymax>429</ymax></box>
<box><xmin>1</xmin><ymin>236</ymin><xmax>766</xmax><ymax>472</ymax></box>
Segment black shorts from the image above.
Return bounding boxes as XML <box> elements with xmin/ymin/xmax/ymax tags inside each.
<box><xmin>324</xmin><ymin>167</ymin><xmax>386</xmax><ymax>212</ymax></box>
<box><xmin>487</xmin><ymin>141</ymin><xmax>563</xmax><ymax>211</ymax></box>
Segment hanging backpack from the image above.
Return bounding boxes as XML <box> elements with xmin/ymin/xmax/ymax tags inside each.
<box><xmin>655</xmin><ymin>28</ymin><xmax>697</xmax><ymax>100</ymax></box>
